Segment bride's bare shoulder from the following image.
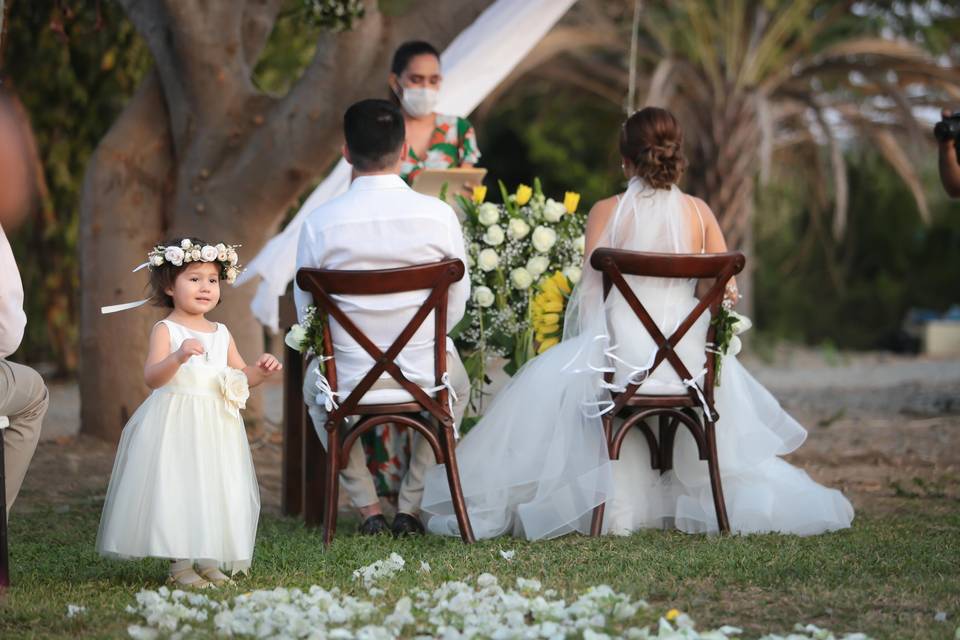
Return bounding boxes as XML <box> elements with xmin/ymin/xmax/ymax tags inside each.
<box><xmin>587</xmin><ymin>194</ymin><xmax>621</xmax><ymax>219</ymax></box>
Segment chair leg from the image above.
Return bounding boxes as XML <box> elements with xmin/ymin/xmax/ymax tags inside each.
<box><xmin>323</xmin><ymin>428</ymin><xmax>341</xmax><ymax>546</ymax></box>
<box><xmin>441</xmin><ymin>424</ymin><xmax>476</xmax><ymax>544</ymax></box>
<box><xmin>704</xmin><ymin>420</ymin><xmax>731</xmax><ymax>534</ymax></box>
<box><xmin>590</xmin><ymin>413</ymin><xmax>615</xmax><ymax>537</ymax></box>
<box><xmin>303</xmin><ymin>418</ymin><xmax>326</xmax><ymax>528</ymax></box>
<box><xmin>659</xmin><ymin>416</ymin><xmax>678</xmax><ymax>475</ymax></box>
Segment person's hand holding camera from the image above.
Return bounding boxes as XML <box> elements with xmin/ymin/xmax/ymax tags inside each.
<box><xmin>935</xmin><ymin>108</ymin><xmax>960</xmax><ymax>198</ymax></box>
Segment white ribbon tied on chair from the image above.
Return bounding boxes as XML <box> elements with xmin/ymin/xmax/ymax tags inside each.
<box><xmin>424</xmin><ymin>371</ymin><xmax>461</xmax><ymax>439</ymax></box>
<box><xmin>682</xmin><ymin>368</ymin><xmax>715</xmax><ymax>423</ymax></box>
<box><xmin>312</xmin><ymin>361</ymin><xmax>340</xmax><ymax>412</ymax></box>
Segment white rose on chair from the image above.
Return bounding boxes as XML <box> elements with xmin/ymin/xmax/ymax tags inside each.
<box><xmin>477</xmin><ymin>203</ymin><xmax>500</xmax><ymax>226</ymax></box>
<box><xmin>542</xmin><ymin>198</ymin><xmax>566</xmax><ymax>223</ymax></box>
<box><xmin>219</xmin><ymin>368</ymin><xmax>250</xmax><ymax>413</ymax></box>
<box><xmin>285</xmin><ymin>323</ymin><xmax>307</xmax><ymax>352</ymax></box>
<box><xmin>531</xmin><ymin>226</ymin><xmax>557</xmax><ymax>253</ymax></box>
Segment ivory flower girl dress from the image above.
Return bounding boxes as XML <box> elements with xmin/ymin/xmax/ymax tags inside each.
<box><xmin>97</xmin><ymin>319</ymin><xmax>260</xmax><ymax>573</ymax></box>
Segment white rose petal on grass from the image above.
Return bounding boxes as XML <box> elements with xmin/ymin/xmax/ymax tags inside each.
<box><xmin>526</xmin><ymin>256</ymin><xmax>550</xmax><ymax>278</ymax></box>
<box><xmin>507</xmin><ymin>217</ymin><xmax>531</xmax><ymax>240</ymax></box>
<box><xmin>477</xmin><ymin>249</ymin><xmax>500</xmax><ymax>272</ymax></box>
<box><xmin>532</xmin><ymin>226</ymin><xmax>557</xmax><ymax>253</ymax></box>
<box><xmin>510</xmin><ymin>267</ymin><xmax>534</xmax><ymax>290</ymax></box>
<box><xmin>543</xmin><ymin>198</ymin><xmax>566</xmax><ymax>222</ymax></box>
<box><xmin>419</xmin><ymin>561</ymin><xmax>431</xmax><ymax>574</ymax></box>
<box><xmin>477</xmin><ymin>203</ymin><xmax>500</xmax><ymax>226</ymax></box>
<box><xmin>200</xmin><ymin>245</ymin><xmax>219</xmax><ymax>262</ymax></box>
<box><xmin>499</xmin><ymin>549</ymin><xmax>516</xmax><ymax>561</ymax></box>
<box><xmin>164</xmin><ymin>246</ymin><xmax>185</xmax><ymax>267</ymax></box>
<box><xmin>482</xmin><ymin>224</ymin><xmax>505</xmax><ymax>246</ymax></box>
<box><xmin>66</xmin><ymin>604</ymin><xmax>86</xmax><ymax>618</ymax></box>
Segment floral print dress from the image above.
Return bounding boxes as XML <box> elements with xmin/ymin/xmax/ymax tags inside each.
<box><xmin>399</xmin><ymin>113</ymin><xmax>481</xmax><ymax>185</ymax></box>
<box><xmin>360</xmin><ymin>114</ymin><xmax>480</xmax><ymax>497</ymax></box>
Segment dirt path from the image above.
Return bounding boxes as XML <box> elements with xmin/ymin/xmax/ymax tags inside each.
<box><xmin>14</xmin><ymin>349</ymin><xmax>960</xmax><ymax>516</ymax></box>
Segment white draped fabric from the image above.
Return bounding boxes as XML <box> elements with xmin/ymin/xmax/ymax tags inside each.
<box><xmin>238</xmin><ymin>0</ymin><xmax>578</xmax><ymax>330</ymax></box>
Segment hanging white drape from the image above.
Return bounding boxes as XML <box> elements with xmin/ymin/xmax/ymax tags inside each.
<box><xmin>238</xmin><ymin>0</ymin><xmax>578</xmax><ymax>330</ymax></box>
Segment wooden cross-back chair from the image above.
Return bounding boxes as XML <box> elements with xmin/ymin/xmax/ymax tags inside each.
<box><xmin>295</xmin><ymin>258</ymin><xmax>475</xmax><ymax>546</ymax></box>
<box><xmin>588</xmin><ymin>248</ymin><xmax>746</xmax><ymax>536</ymax></box>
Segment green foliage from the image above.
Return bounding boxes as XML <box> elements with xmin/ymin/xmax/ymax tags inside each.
<box><xmin>4</xmin><ymin>1</ymin><xmax>151</xmax><ymax>372</ymax></box>
<box><xmin>2</xmin><ymin>494</ymin><xmax>958</xmax><ymax>638</ymax></box>
<box><xmin>754</xmin><ymin>149</ymin><xmax>960</xmax><ymax>349</ymax></box>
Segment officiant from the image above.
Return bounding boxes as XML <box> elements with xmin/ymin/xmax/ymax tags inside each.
<box><xmin>388</xmin><ymin>41</ymin><xmax>482</xmax><ymax>185</ymax></box>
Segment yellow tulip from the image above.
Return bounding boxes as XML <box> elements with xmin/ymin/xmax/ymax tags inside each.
<box><xmin>537</xmin><ymin>337</ymin><xmax>560</xmax><ymax>353</ymax></box>
<box><xmin>540</xmin><ymin>313</ymin><xmax>561</xmax><ymax>325</ymax></box>
<box><xmin>666</xmin><ymin>609</ymin><xmax>680</xmax><ymax>622</ymax></box>
<box><xmin>472</xmin><ymin>185</ymin><xmax>487</xmax><ymax>204</ymax></box>
<box><xmin>550</xmin><ymin>271</ymin><xmax>572</xmax><ymax>294</ymax></box>
<box><xmin>515</xmin><ymin>184</ymin><xmax>533</xmax><ymax>206</ymax></box>
<box><xmin>536</xmin><ymin>323</ymin><xmax>560</xmax><ymax>336</ymax></box>
<box><xmin>541</xmin><ymin>299</ymin><xmax>564</xmax><ymax>313</ymax></box>
<box><xmin>564</xmin><ymin>191</ymin><xmax>580</xmax><ymax>214</ymax></box>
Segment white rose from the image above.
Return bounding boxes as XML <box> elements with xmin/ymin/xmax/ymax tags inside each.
<box><xmin>482</xmin><ymin>224</ymin><xmax>505</xmax><ymax>246</ymax></box>
<box><xmin>477</xmin><ymin>203</ymin><xmax>500</xmax><ymax>226</ymax></box>
<box><xmin>284</xmin><ymin>324</ymin><xmax>307</xmax><ymax>352</ymax></box>
<box><xmin>574</xmin><ymin>235</ymin><xmax>586</xmax><ymax>254</ymax></box>
<box><xmin>507</xmin><ymin>218</ymin><xmax>530</xmax><ymax>240</ymax></box>
<box><xmin>164</xmin><ymin>246</ymin><xmax>185</xmax><ymax>266</ymax></box>
<box><xmin>218</xmin><ymin>250</ymin><xmax>228</xmax><ymax>261</ymax></box>
<box><xmin>215</xmin><ymin>243</ymin><xmax>226</xmax><ymax>252</ymax></box>
<box><xmin>510</xmin><ymin>267</ymin><xmax>534</xmax><ymax>290</ymax></box>
<box><xmin>526</xmin><ymin>256</ymin><xmax>549</xmax><ymax>278</ymax></box>
<box><xmin>219</xmin><ymin>368</ymin><xmax>250</xmax><ymax>412</ymax></box>
<box><xmin>190</xmin><ymin>247</ymin><xmax>202</xmax><ymax>262</ymax></box>
<box><xmin>200</xmin><ymin>245</ymin><xmax>219</xmax><ymax>262</ymax></box>
<box><xmin>477</xmin><ymin>248</ymin><xmax>500</xmax><ymax>272</ymax></box>
<box><xmin>727</xmin><ymin>335</ymin><xmax>743</xmax><ymax>357</ymax></box>
<box><xmin>531</xmin><ymin>226</ymin><xmax>557</xmax><ymax>253</ymax></box>
<box><xmin>226</xmin><ymin>249</ymin><xmax>239</xmax><ymax>266</ymax></box>
<box><xmin>729</xmin><ymin>310</ymin><xmax>753</xmax><ymax>335</ymax></box>
<box><xmin>543</xmin><ymin>198</ymin><xmax>566</xmax><ymax>222</ymax></box>
<box><xmin>225</xmin><ymin>266</ymin><xmax>240</xmax><ymax>284</ymax></box>
<box><xmin>473</xmin><ymin>286</ymin><xmax>495</xmax><ymax>308</ymax></box>
<box><xmin>563</xmin><ymin>266</ymin><xmax>582</xmax><ymax>285</ymax></box>
<box><xmin>150</xmin><ymin>254</ymin><xmax>165</xmax><ymax>267</ymax></box>
<box><xmin>180</xmin><ymin>239</ymin><xmax>192</xmax><ymax>249</ymax></box>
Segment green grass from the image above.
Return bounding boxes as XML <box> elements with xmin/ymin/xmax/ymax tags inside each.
<box><xmin>1</xmin><ymin>495</ymin><xmax>958</xmax><ymax>639</ymax></box>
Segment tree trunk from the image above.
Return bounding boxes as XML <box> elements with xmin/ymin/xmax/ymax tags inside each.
<box><xmin>687</xmin><ymin>88</ymin><xmax>760</xmax><ymax>315</ymax></box>
<box><xmin>80</xmin><ymin>0</ymin><xmax>496</xmax><ymax>441</ymax></box>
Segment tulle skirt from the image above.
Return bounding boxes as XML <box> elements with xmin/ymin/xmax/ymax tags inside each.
<box><xmin>96</xmin><ymin>378</ymin><xmax>260</xmax><ymax>572</ymax></box>
<box><xmin>422</xmin><ymin>342</ymin><xmax>854</xmax><ymax>539</ymax></box>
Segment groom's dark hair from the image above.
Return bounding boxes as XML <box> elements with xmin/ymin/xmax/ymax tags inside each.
<box><xmin>343</xmin><ymin>99</ymin><xmax>406</xmax><ymax>172</ymax></box>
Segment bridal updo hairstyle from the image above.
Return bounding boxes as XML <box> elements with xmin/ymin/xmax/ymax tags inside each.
<box><xmin>148</xmin><ymin>236</ymin><xmax>214</xmax><ymax>309</ymax></box>
<box><xmin>619</xmin><ymin>107</ymin><xmax>687</xmax><ymax>190</ymax></box>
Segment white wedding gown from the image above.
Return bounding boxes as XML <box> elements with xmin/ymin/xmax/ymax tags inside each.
<box><xmin>422</xmin><ymin>178</ymin><xmax>854</xmax><ymax>538</ymax></box>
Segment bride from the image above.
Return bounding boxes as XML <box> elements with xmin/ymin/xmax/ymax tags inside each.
<box><xmin>421</xmin><ymin>107</ymin><xmax>854</xmax><ymax>539</ymax></box>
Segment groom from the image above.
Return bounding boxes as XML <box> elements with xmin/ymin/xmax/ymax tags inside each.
<box><xmin>294</xmin><ymin>99</ymin><xmax>471</xmax><ymax>537</ymax></box>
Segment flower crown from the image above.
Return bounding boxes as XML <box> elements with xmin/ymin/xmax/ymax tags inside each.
<box><xmin>145</xmin><ymin>239</ymin><xmax>243</xmax><ymax>284</ymax></box>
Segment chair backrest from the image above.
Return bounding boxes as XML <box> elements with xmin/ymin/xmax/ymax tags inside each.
<box><xmin>589</xmin><ymin>248</ymin><xmax>745</xmax><ymax>411</ymax></box>
<box><xmin>295</xmin><ymin>258</ymin><xmax>465</xmax><ymax>428</ymax></box>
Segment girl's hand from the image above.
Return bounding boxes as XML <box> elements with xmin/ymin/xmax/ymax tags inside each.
<box><xmin>176</xmin><ymin>338</ymin><xmax>206</xmax><ymax>363</ymax></box>
<box><xmin>256</xmin><ymin>353</ymin><xmax>282</xmax><ymax>375</ymax></box>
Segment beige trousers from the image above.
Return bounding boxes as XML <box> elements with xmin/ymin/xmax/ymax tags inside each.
<box><xmin>1</xmin><ymin>359</ymin><xmax>47</xmax><ymax>515</ymax></box>
<box><xmin>303</xmin><ymin>349</ymin><xmax>469</xmax><ymax>515</ymax></box>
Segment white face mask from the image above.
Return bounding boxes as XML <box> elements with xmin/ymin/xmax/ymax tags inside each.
<box><xmin>397</xmin><ymin>85</ymin><xmax>439</xmax><ymax>118</ymax></box>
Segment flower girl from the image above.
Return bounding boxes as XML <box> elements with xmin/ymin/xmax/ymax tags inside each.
<box><xmin>96</xmin><ymin>238</ymin><xmax>281</xmax><ymax>588</ymax></box>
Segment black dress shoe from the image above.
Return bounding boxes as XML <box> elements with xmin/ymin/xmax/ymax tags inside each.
<box><xmin>391</xmin><ymin>512</ymin><xmax>425</xmax><ymax>537</ymax></box>
<box><xmin>358</xmin><ymin>514</ymin><xmax>390</xmax><ymax>536</ymax></box>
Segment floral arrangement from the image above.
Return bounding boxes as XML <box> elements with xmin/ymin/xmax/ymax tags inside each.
<box><xmin>302</xmin><ymin>0</ymin><xmax>365</xmax><ymax>31</ymax></box>
<box><xmin>122</xmin><ymin>555</ymin><xmax>875</xmax><ymax>639</ymax></box>
<box><xmin>146</xmin><ymin>239</ymin><xmax>243</xmax><ymax>284</ymax></box>
<box><xmin>531</xmin><ymin>271</ymin><xmax>575</xmax><ymax>355</ymax></box>
<box><xmin>711</xmin><ymin>305</ymin><xmax>752</xmax><ymax>386</ymax></box>
<box><xmin>452</xmin><ymin>180</ymin><xmax>586</xmax><ymax>406</ymax></box>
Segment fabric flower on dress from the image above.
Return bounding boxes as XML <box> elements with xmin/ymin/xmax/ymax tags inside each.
<box><xmin>219</xmin><ymin>368</ymin><xmax>250</xmax><ymax>414</ymax></box>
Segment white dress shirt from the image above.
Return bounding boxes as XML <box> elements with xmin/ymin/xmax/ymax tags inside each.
<box><xmin>294</xmin><ymin>173</ymin><xmax>469</xmax><ymax>397</ymax></box>
<box><xmin>0</xmin><ymin>223</ymin><xmax>26</xmax><ymax>359</ymax></box>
